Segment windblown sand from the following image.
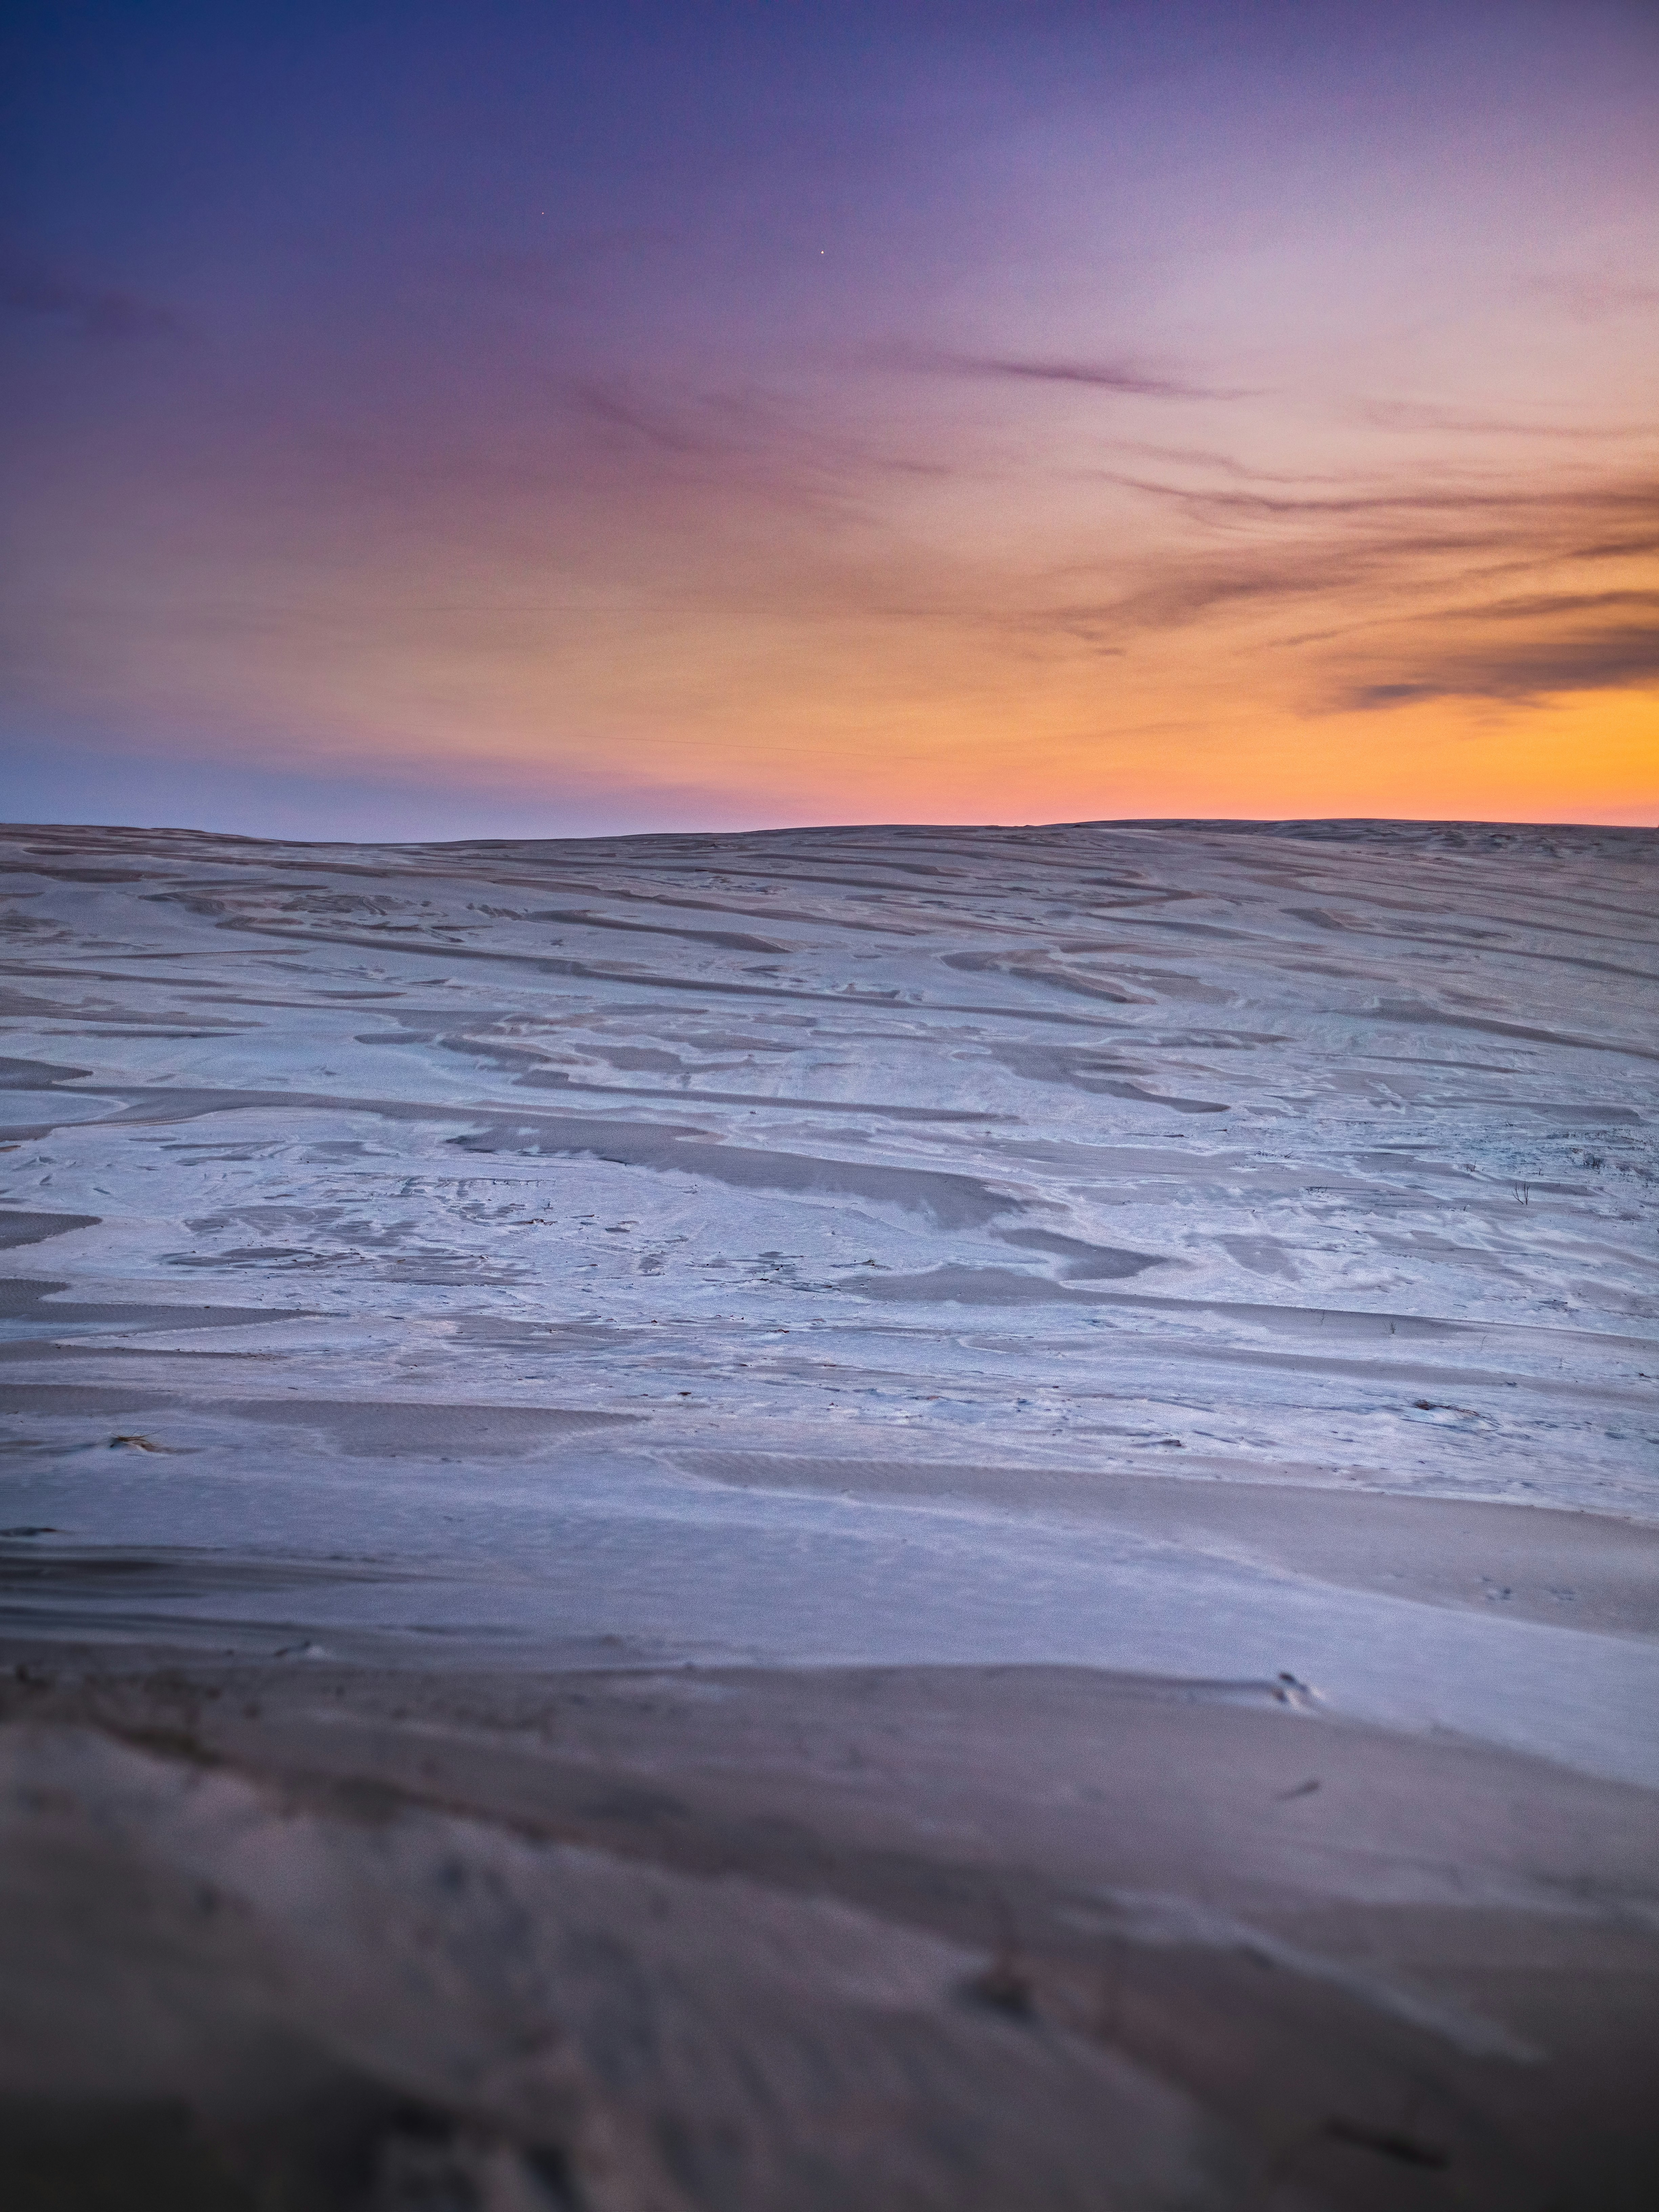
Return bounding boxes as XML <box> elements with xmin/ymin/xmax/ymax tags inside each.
<box><xmin>1</xmin><ymin>817</ymin><xmax>1655</xmax><ymax>2208</ymax></box>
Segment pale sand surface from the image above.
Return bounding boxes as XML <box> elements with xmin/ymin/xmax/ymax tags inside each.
<box><xmin>1</xmin><ymin>817</ymin><xmax>1656</xmax><ymax>2206</ymax></box>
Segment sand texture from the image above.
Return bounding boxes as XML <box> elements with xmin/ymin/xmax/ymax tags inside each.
<box><xmin>1</xmin><ymin>816</ymin><xmax>1656</xmax><ymax>2207</ymax></box>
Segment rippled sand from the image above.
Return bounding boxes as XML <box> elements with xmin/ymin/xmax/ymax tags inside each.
<box><xmin>2</xmin><ymin>817</ymin><xmax>1656</xmax><ymax>2207</ymax></box>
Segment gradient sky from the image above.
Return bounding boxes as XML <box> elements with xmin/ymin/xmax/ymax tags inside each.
<box><xmin>4</xmin><ymin>1</ymin><xmax>1657</xmax><ymax>836</ymax></box>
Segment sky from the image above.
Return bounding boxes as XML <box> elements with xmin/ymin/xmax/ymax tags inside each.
<box><xmin>3</xmin><ymin>0</ymin><xmax>1657</xmax><ymax>838</ymax></box>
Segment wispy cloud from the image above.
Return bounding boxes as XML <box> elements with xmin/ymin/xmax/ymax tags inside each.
<box><xmin>915</xmin><ymin>350</ymin><xmax>1247</xmax><ymax>400</ymax></box>
<box><xmin>1</xmin><ymin>255</ymin><xmax>182</xmax><ymax>342</ymax></box>
<box><xmin>546</xmin><ymin>371</ymin><xmax>958</xmax><ymax>510</ymax></box>
<box><xmin>1098</xmin><ymin>471</ymin><xmax>1659</xmax><ymax>521</ymax></box>
<box><xmin>1362</xmin><ymin>398</ymin><xmax>1654</xmax><ymax>440</ymax></box>
<box><xmin>981</xmin><ymin>458</ymin><xmax>1659</xmax><ymax>719</ymax></box>
<box><xmin>1350</xmin><ymin>625</ymin><xmax>1659</xmax><ymax>709</ymax></box>
<box><xmin>564</xmin><ymin>376</ymin><xmax>727</xmax><ymax>457</ymax></box>
<box><xmin>1458</xmin><ymin>589</ymin><xmax>1659</xmax><ymax>625</ymax></box>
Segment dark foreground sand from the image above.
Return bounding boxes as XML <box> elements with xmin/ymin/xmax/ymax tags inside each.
<box><xmin>4</xmin><ymin>1639</ymin><xmax>1658</xmax><ymax>2211</ymax></box>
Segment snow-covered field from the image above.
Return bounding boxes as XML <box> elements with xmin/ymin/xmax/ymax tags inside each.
<box><xmin>3</xmin><ymin>816</ymin><xmax>1657</xmax><ymax>2207</ymax></box>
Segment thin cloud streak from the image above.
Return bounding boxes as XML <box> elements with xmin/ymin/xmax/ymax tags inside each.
<box><xmin>1099</xmin><ymin>472</ymin><xmax>1659</xmax><ymax>521</ymax></box>
<box><xmin>0</xmin><ymin>255</ymin><xmax>183</xmax><ymax>342</ymax></box>
<box><xmin>942</xmin><ymin>353</ymin><xmax>1248</xmax><ymax>399</ymax></box>
<box><xmin>1361</xmin><ymin>398</ymin><xmax>1656</xmax><ymax>439</ymax></box>
<box><xmin>960</xmin><ymin>463</ymin><xmax>1659</xmax><ymax>730</ymax></box>
<box><xmin>1350</xmin><ymin>626</ymin><xmax>1659</xmax><ymax>709</ymax></box>
<box><xmin>1016</xmin><ymin>476</ymin><xmax>1659</xmax><ymax>633</ymax></box>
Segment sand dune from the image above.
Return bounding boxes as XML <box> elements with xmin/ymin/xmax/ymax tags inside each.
<box><xmin>1</xmin><ymin>817</ymin><xmax>1656</xmax><ymax>2206</ymax></box>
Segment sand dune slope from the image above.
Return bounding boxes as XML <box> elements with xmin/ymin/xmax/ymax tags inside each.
<box><xmin>1</xmin><ymin>817</ymin><xmax>1656</xmax><ymax>2206</ymax></box>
